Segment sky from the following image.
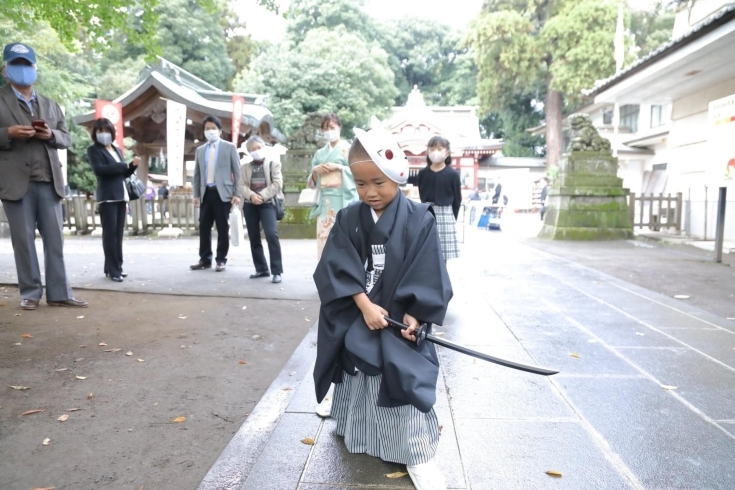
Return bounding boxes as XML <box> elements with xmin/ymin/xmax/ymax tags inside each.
<box><xmin>233</xmin><ymin>0</ymin><xmax>485</xmax><ymax>42</ymax></box>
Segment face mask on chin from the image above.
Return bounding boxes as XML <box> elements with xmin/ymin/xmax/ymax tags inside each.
<box><xmin>5</xmin><ymin>64</ymin><xmax>37</xmax><ymax>87</ymax></box>
<box><xmin>204</xmin><ymin>129</ymin><xmax>220</xmax><ymax>142</ymax></box>
<box><xmin>429</xmin><ymin>150</ymin><xmax>447</xmax><ymax>164</ymax></box>
<box><xmin>97</xmin><ymin>132</ymin><xmax>112</xmax><ymax>146</ymax></box>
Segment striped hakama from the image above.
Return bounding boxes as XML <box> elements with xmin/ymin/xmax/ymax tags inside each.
<box><xmin>431</xmin><ymin>204</ymin><xmax>459</xmax><ymax>260</ymax></box>
<box><xmin>332</xmin><ymin>370</ymin><xmax>440</xmax><ymax>466</ymax></box>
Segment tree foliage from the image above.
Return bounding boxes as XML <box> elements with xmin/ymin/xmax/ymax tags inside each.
<box><xmin>235</xmin><ymin>26</ymin><xmax>398</xmax><ymax>137</ymax></box>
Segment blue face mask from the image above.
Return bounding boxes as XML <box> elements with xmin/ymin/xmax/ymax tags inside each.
<box><xmin>5</xmin><ymin>64</ymin><xmax>37</xmax><ymax>87</ymax></box>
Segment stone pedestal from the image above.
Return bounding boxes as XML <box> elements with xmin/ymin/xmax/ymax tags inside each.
<box><xmin>539</xmin><ymin>152</ymin><xmax>633</xmax><ymax>240</ymax></box>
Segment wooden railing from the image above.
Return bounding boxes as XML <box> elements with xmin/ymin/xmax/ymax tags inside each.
<box><xmin>628</xmin><ymin>193</ymin><xmax>683</xmax><ymax>232</ymax></box>
<box><xmin>62</xmin><ymin>196</ymin><xmax>200</xmax><ymax>235</ymax></box>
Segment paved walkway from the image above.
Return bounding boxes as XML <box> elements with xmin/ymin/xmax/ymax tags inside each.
<box><xmin>200</xmin><ymin>226</ymin><xmax>735</xmax><ymax>490</ymax></box>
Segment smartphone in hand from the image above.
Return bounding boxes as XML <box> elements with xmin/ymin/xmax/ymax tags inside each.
<box><xmin>31</xmin><ymin>120</ymin><xmax>47</xmax><ymax>130</ymax></box>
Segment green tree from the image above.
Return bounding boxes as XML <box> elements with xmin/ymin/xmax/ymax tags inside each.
<box><xmin>286</xmin><ymin>0</ymin><xmax>378</xmax><ymax>44</ymax></box>
<box><xmin>468</xmin><ymin>0</ymin><xmax>619</xmax><ymax>167</ymax></box>
<box><xmin>156</xmin><ymin>0</ymin><xmax>235</xmax><ymax>88</ymax></box>
<box><xmin>629</xmin><ymin>1</ymin><xmax>675</xmax><ymax>57</ymax></box>
<box><xmin>235</xmin><ymin>26</ymin><xmax>398</xmax><ymax>138</ymax></box>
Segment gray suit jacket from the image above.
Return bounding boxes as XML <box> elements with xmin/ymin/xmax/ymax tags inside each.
<box><xmin>192</xmin><ymin>139</ymin><xmax>242</xmax><ymax>202</ymax></box>
<box><xmin>0</xmin><ymin>83</ymin><xmax>72</xmax><ymax>201</ymax></box>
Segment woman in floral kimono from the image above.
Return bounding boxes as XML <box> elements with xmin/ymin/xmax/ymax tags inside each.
<box><xmin>308</xmin><ymin>113</ymin><xmax>358</xmax><ymax>259</ymax></box>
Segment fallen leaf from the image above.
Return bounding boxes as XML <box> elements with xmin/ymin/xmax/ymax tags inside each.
<box><xmin>239</xmin><ymin>360</ymin><xmax>248</xmax><ymax>365</ymax></box>
<box><xmin>21</xmin><ymin>409</ymin><xmax>45</xmax><ymax>416</ymax></box>
<box><xmin>178</xmin><ymin>315</ymin><xmax>187</xmax><ymax>320</ymax></box>
<box><xmin>305</xmin><ymin>318</ymin><xmax>310</xmax><ymax>322</ymax></box>
<box><xmin>9</xmin><ymin>385</ymin><xmax>29</xmax><ymax>390</ymax></box>
<box><xmin>636</xmin><ymin>332</ymin><xmax>645</xmax><ymax>336</ymax></box>
<box><xmin>14</xmin><ymin>313</ymin><xmax>21</xmax><ymax>316</ymax></box>
<box><xmin>301</xmin><ymin>437</ymin><xmax>315</xmax><ymax>445</ymax></box>
<box><xmin>137</xmin><ymin>359</ymin><xmax>145</xmax><ymax>362</ymax></box>
<box><xmin>13</xmin><ymin>342</ymin><xmax>21</xmax><ymax>346</ymax></box>
<box><xmin>22</xmin><ymin>334</ymin><xmax>33</xmax><ymax>338</ymax></box>
<box><xmin>570</xmin><ymin>353</ymin><xmax>580</xmax><ymax>358</ymax></box>
<box><xmin>31</xmin><ymin>487</ymin><xmax>55</xmax><ymax>490</ymax></box>
<box><xmin>282</xmin><ymin>387</ymin><xmax>293</xmax><ymax>391</ymax></box>
<box><xmin>727</xmin><ymin>317</ymin><xmax>735</xmax><ymax>320</ymax></box>
<box><xmin>103</xmin><ymin>348</ymin><xmax>122</xmax><ymax>353</ymax></box>
<box><xmin>434</xmin><ymin>331</ymin><xmax>445</xmax><ymax>336</ymax></box>
<box><xmin>99</xmin><ymin>342</ymin><xmax>107</xmax><ymax>346</ymax></box>
<box><xmin>661</xmin><ymin>385</ymin><xmax>678</xmax><ymax>390</ymax></box>
<box><xmin>385</xmin><ymin>471</ymin><xmax>408</xmax><ymax>479</ymax></box>
<box><xmin>74</xmin><ymin>358</ymin><xmax>83</xmax><ymax>362</ymax></box>
<box><xmin>87</xmin><ymin>393</ymin><xmax>94</xmax><ymax>399</ymax></box>
<box><xmin>57</xmin><ymin>414</ymin><xmax>69</xmax><ymax>422</ymax></box>
<box><xmin>55</xmin><ymin>368</ymin><xmax>68</xmax><ymax>372</ymax></box>
<box><xmin>76</xmin><ymin>376</ymin><xmax>87</xmax><ymax>380</ymax></box>
<box><xmin>674</xmin><ymin>295</ymin><xmax>690</xmax><ymax>300</ymax></box>
<box><xmin>546</xmin><ymin>470</ymin><xmax>562</xmax><ymax>477</ymax></box>
<box><xmin>76</xmin><ymin>316</ymin><xmax>84</xmax><ymax>319</ymax></box>
<box><xmin>438</xmin><ymin>425</ymin><xmax>444</xmax><ymax>433</ymax></box>
<box><xmin>67</xmin><ymin>408</ymin><xmax>81</xmax><ymax>412</ymax></box>
<box><xmin>79</xmin><ymin>345</ymin><xmax>86</xmax><ymax>348</ymax></box>
<box><xmin>126</xmin><ymin>351</ymin><xmax>133</xmax><ymax>356</ymax></box>
<box><xmin>242</xmin><ymin>306</ymin><xmax>247</xmax><ymax>310</ymax></box>
<box><xmin>172</xmin><ymin>416</ymin><xmax>186</xmax><ymax>423</ymax></box>
<box><xmin>42</xmin><ymin>438</ymin><xmax>51</xmax><ymax>446</ymax></box>
<box><xmin>289</xmin><ymin>371</ymin><xmax>296</xmax><ymax>376</ymax></box>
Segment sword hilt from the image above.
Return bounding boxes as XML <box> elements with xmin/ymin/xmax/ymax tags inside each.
<box><xmin>383</xmin><ymin>316</ymin><xmax>428</xmax><ymax>346</ymax></box>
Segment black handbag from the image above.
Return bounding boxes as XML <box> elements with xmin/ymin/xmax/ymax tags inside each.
<box><xmin>269</xmin><ymin>162</ymin><xmax>284</xmax><ymax>221</ymax></box>
<box><xmin>125</xmin><ymin>174</ymin><xmax>146</xmax><ymax>201</ymax></box>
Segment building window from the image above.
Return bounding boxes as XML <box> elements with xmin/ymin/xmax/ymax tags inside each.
<box><xmin>620</xmin><ymin>104</ymin><xmax>640</xmax><ymax>133</ymax></box>
<box><xmin>650</xmin><ymin>105</ymin><xmax>666</xmax><ymax>128</ymax></box>
<box><xmin>603</xmin><ymin>110</ymin><xmax>613</xmax><ymax>125</ymax></box>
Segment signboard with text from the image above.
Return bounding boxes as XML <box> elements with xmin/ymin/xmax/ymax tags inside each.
<box><xmin>708</xmin><ymin>94</ymin><xmax>735</xmax><ymax>187</ymax></box>
<box><xmin>231</xmin><ymin>95</ymin><xmax>245</xmax><ymax>145</ymax></box>
<box><xmin>166</xmin><ymin>100</ymin><xmax>187</xmax><ymax>187</ymax></box>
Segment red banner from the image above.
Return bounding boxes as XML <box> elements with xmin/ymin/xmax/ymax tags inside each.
<box><xmin>231</xmin><ymin>95</ymin><xmax>245</xmax><ymax>145</ymax></box>
<box><xmin>94</xmin><ymin>100</ymin><xmax>125</xmax><ymax>156</ymax></box>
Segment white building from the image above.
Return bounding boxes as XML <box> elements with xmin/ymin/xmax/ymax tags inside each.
<box><xmin>581</xmin><ymin>1</ymin><xmax>735</xmax><ymax>240</ymax></box>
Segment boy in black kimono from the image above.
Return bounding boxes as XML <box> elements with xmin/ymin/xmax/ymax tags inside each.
<box><xmin>313</xmin><ymin>126</ymin><xmax>453</xmax><ymax>490</ymax></box>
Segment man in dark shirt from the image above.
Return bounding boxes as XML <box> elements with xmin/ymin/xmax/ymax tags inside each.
<box><xmin>0</xmin><ymin>42</ymin><xmax>87</xmax><ymax>309</ymax></box>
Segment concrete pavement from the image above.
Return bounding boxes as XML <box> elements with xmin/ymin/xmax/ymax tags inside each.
<box><xmin>200</xmin><ymin>225</ymin><xmax>735</xmax><ymax>490</ymax></box>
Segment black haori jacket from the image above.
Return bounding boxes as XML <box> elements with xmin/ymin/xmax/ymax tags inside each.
<box><xmin>313</xmin><ymin>191</ymin><xmax>453</xmax><ymax>413</ymax></box>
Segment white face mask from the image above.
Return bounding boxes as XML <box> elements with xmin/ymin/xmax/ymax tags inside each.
<box><xmin>97</xmin><ymin>132</ymin><xmax>112</xmax><ymax>146</ymax></box>
<box><xmin>323</xmin><ymin>129</ymin><xmax>340</xmax><ymax>142</ymax></box>
<box><xmin>249</xmin><ymin>149</ymin><xmax>265</xmax><ymax>161</ymax></box>
<box><xmin>429</xmin><ymin>150</ymin><xmax>447</xmax><ymax>164</ymax></box>
<box><xmin>204</xmin><ymin>129</ymin><xmax>220</xmax><ymax>142</ymax></box>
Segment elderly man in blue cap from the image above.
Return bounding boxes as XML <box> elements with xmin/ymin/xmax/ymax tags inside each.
<box><xmin>0</xmin><ymin>42</ymin><xmax>87</xmax><ymax>310</ymax></box>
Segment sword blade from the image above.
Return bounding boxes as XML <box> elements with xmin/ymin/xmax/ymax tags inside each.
<box><xmin>426</xmin><ymin>334</ymin><xmax>559</xmax><ymax>376</ymax></box>
<box><xmin>384</xmin><ymin>316</ymin><xmax>558</xmax><ymax>376</ymax></box>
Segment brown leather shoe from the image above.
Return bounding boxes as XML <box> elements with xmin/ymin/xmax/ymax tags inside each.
<box><xmin>47</xmin><ymin>298</ymin><xmax>89</xmax><ymax>308</ymax></box>
<box><xmin>190</xmin><ymin>261</ymin><xmax>212</xmax><ymax>270</ymax></box>
<box><xmin>20</xmin><ymin>299</ymin><xmax>39</xmax><ymax>310</ymax></box>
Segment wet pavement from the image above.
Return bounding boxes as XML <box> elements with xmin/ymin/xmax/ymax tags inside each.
<box><xmin>200</xmin><ymin>225</ymin><xmax>735</xmax><ymax>490</ymax></box>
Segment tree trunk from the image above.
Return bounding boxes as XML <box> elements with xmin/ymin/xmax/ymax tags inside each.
<box><xmin>545</xmin><ymin>88</ymin><xmax>563</xmax><ymax>168</ymax></box>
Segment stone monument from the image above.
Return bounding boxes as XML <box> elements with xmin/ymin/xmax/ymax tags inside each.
<box><xmin>539</xmin><ymin>114</ymin><xmax>633</xmax><ymax>240</ymax></box>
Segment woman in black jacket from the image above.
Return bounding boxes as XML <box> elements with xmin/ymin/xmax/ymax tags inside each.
<box><xmin>87</xmin><ymin>118</ymin><xmax>140</xmax><ymax>282</ymax></box>
<box><xmin>417</xmin><ymin>135</ymin><xmax>462</xmax><ymax>261</ymax></box>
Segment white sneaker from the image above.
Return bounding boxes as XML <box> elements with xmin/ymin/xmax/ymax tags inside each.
<box><xmin>407</xmin><ymin>459</ymin><xmax>447</xmax><ymax>490</ymax></box>
<box><xmin>316</xmin><ymin>397</ymin><xmax>332</xmax><ymax>418</ymax></box>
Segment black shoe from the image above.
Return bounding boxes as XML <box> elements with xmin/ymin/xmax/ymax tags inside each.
<box><xmin>190</xmin><ymin>261</ymin><xmax>212</xmax><ymax>270</ymax></box>
<box><xmin>250</xmin><ymin>271</ymin><xmax>270</xmax><ymax>279</ymax></box>
<box><xmin>110</xmin><ymin>276</ymin><xmax>123</xmax><ymax>283</ymax></box>
<box><xmin>216</xmin><ymin>262</ymin><xmax>226</xmax><ymax>272</ymax></box>
<box><xmin>271</xmin><ymin>274</ymin><xmax>282</xmax><ymax>284</ymax></box>
<box><xmin>121</xmin><ymin>272</ymin><xmax>128</xmax><ymax>278</ymax></box>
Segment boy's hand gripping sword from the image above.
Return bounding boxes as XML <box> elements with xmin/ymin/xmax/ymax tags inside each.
<box><xmin>384</xmin><ymin>316</ymin><xmax>559</xmax><ymax>376</ymax></box>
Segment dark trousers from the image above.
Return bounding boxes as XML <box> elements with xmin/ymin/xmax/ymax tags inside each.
<box><xmin>199</xmin><ymin>187</ymin><xmax>231</xmax><ymax>264</ymax></box>
<box><xmin>242</xmin><ymin>201</ymin><xmax>282</xmax><ymax>274</ymax></box>
<box><xmin>99</xmin><ymin>201</ymin><xmax>126</xmax><ymax>278</ymax></box>
<box><xmin>2</xmin><ymin>182</ymin><xmax>73</xmax><ymax>301</ymax></box>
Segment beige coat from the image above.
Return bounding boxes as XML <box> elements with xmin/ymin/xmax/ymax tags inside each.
<box><xmin>238</xmin><ymin>157</ymin><xmax>284</xmax><ymax>204</ymax></box>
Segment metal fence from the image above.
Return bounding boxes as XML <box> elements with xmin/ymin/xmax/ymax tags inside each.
<box><xmin>63</xmin><ymin>196</ymin><xmax>199</xmax><ymax>234</ymax></box>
